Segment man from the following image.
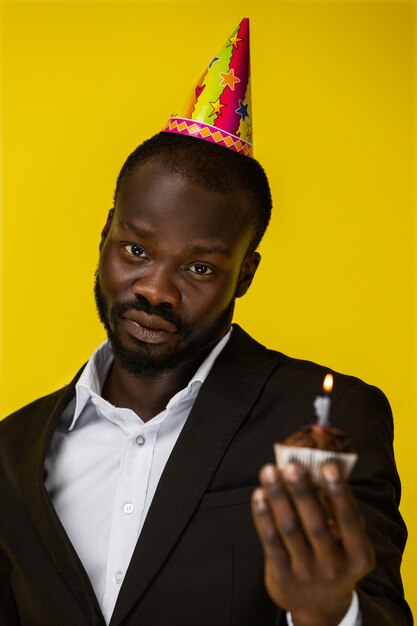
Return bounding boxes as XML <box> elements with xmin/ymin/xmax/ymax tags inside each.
<box><xmin>0</xmin><ymin>19</ymin><xmax>412</xmax><ymax>626</ymax></box>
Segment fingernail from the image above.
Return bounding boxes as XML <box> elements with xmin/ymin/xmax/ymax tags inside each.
<box><xmin>322</xmin><ymin>463</ymin><xmax>340</xmax><ymax>482</ymax></box>
<box><xmin>253</xmin><ymin>489</ymin><xmax>267</xmax><ymax>512</ymax></box>
<box><xmin>283</xmin><ymin>462</ymin><xmax>303</xmax><ymax>481</ymax></box>
<box><xmin>262</xmin><ymin>465</ymin><xmax>276</xmax><ymax>484</ymax></box>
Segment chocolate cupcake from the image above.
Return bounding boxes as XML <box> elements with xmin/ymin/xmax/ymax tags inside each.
<box><xmin>274</xmin><ymin>375</ymin><xmax>358</xmax><ymax>485</ymax></box>
<box><xmin>283</xmin><ymin>423</ymin><xmax>354</xmax><ymax>453</ymax></box>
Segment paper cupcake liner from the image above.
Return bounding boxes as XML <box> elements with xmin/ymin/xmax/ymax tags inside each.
<box><xmin>274</xmin><ymin>444</ymin><xmax>358</xmax><ymax>486</ymax></box>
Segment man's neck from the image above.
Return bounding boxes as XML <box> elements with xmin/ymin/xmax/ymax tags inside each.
<box><xmin>101</xmin><ymin>351</ymin><xmax>211</xmax><ymax>422</ymax></box>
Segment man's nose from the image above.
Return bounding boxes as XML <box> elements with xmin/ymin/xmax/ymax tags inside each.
<box><xmin>131</xmin><ymin>265</ymin><xmax>181</xmax><ymax>308</ymax></box>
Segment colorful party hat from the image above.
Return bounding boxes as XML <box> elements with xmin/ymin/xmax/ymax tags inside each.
<box><xmin>162</xmin><ymin>18</ymin><xmax>253</xmax><ymax>157</ymax></box>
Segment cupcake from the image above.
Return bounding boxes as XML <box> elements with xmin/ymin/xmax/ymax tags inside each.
<box><xmin>274</xmin><ymin>374</ymin><xmax>358</xmax><ymax>486</ymax></box>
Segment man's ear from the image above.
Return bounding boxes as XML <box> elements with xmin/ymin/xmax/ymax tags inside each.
<box><xmin>235</xmin><ymin>251</ymin><xmax>261</xmax><ymax>298</ymax></box>
<box><xmin>99</xmin><ymin>208</ymin><xmax>114</xmax><ymax>252</ymax></box>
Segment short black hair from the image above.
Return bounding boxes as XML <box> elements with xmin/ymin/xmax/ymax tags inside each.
<box><xmin>114</xmin><ymin>132</ymin><xmax>272</xmax><ymax>254</ymax></box>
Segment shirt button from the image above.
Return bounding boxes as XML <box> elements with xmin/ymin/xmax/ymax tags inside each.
<box><xmin>113</xmin><ymin>571</ymin><xmax>123</xmax><ymax>584</ymax></box>
<box><xmin>91</xmin><ymin>398</ymin><xmax>98</xmax><ymax>406</ymax></box>
<box><xmin>123</xmin><ymin>502</ymin><xmax>135</xmax><ymax>515</ymax></box>
<box><xmin>135</xmin><ymin>435</ymin><xmax>146</xmax><ymax>446</ymax></box>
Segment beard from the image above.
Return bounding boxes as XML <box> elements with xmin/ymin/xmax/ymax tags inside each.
<box><xmin>94</xmin><ymin>270</ymin><xmax>235</xmax><ymax>377</ymax></box>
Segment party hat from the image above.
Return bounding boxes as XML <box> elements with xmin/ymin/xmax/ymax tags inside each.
<box><xmin>162</xmin><ymin>18</ymin><xmax>253</xmax><ymax>157</ymax></box>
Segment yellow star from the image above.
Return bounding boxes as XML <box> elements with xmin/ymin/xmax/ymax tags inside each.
<box><xmin>219</xmin><ymin>68</ymin><xmax>240</xmax><ymax>91</ymax></box>
<box><xmin>228</xmin><ymin>33</ymin><xmax>243</xmax><ymax>49</ymax></box>
<box><xmin>209</xmin><ymin>97</ymin><xmax>226</xmax><ymax>117</ymax></box>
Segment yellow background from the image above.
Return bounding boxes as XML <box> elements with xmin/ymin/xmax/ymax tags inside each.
<box><xmin>1</xmin><ymin>0</ymin><xmax>415</xmax><ymax>617</ymax></box>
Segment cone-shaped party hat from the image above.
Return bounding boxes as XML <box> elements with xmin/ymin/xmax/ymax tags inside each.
<box><xmin>162</xmin><ymin>18</ymin><xmax>253</xmax><ymax>157</ymax></box>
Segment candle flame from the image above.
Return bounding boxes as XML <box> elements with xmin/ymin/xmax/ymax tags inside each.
<box><xmin>323</xmin><ymin>373</ymin><xmax>333</xmax><ymax>393</ymax></box>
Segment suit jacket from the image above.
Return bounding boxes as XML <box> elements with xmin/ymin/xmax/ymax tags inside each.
<box><xmin>0</xmin><ymin>326</ymin><xmax>412</xmax><ymax>626</ymax></box>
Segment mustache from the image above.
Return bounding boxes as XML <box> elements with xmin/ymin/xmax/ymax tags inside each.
<box><xmin>110</xmin><ymin>295</ymin><xmax>190</xmax><ymax>335</ymax></box>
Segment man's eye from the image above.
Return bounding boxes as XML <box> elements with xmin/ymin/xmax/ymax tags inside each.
<box><xmin>189</xmin><ymin>263</ymin><xmax>213</xmax><ymax>276</ymax></box>
<box><xmin>124</xmin><ymin>244</ymin><xmax>146</xmax><ymax>257</ymax></box>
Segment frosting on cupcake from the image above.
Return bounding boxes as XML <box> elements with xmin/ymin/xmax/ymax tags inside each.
<box><xmin>283</xmin><ymin>424</ymin><xmax>353</xmax><ymax>453</ymax></box>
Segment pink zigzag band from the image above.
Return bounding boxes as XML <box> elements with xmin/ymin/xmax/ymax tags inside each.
<box><xmin>162</xmin><ymin>117</ymin><xmax>253</xmax><ymax>157</ymax></box>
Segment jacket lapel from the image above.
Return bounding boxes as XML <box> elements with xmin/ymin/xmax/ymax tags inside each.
<box><xmin>110</xmin><ymin>326</ymin><xmax>280</xmax><ymax>625</ymax></box>
<box><xmin>16</xmin><ymin>368</ymin><xmax>106</xmax><ymax>625</ymax></box>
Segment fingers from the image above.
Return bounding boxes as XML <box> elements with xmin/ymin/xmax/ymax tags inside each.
<box><xmin>321</xmin><ymin>463</ymin><xmax>375</xmax><ymax>578</ymax></box>
<box><xmin>252</xmin><ymin>460</ymin><xmax>375</xmax><ymax>585</ymax></box>
<box><xmin>251</xmin><ymin>485</ymin><xmax>290</xmax><ymax>572</ymax></box>
<box><xmin>280</xmin><ymin>463</ymin><xmax>342</xmax><ymax>565</ymax></box>
<box><xmin>264</xmin><ymin>464</ymin><xmax>347</xmax><ymax>573</ymax></box>
<box><xmin>255</xmin><ymin>465</ymin><xmax>314</xmax><ymax>575</ymax></box>
<box><xmin>252</xmin><ymin>460</ymin><xmax>374</xmax><ymax>617</ymax></box>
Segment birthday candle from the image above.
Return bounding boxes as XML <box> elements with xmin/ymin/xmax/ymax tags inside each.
<box><xmin>314</xmin><ymin>373</ymin><xmax>333</xmax><ymax>426</ymax></box>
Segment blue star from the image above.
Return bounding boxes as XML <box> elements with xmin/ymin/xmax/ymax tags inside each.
<box><xmin>235</xmin><ymin>100</ymin><xmax>249</xmax><ymax>121</ymax></box>
<box><xmin>208</xmin><ymin>56</ymin><xmax>220</xmax><ymax>69</ymax></box>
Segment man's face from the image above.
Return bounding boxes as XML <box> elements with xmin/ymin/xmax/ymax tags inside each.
<box><xmin>95</xmin><ymin>158</ymin><xmax>260</xmax><ymax>376</ymax></box>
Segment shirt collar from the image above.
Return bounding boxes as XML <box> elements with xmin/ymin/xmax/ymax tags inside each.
<box><xmin>69</xmin><ymin>329</ymin><xmax>232</xmax><ymax>430</ymax></box>
<box><xmin>68</xmin><ymin>341</ymin><xmax>114</xmax><ymax>429</ymax></box>
<box><xmin>165</xmin><ymin>329</ymin><xmax>231</xmax><ymax>411</ymax></box>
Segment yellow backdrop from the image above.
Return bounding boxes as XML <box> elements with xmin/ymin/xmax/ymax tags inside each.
<box><xmin>1</xmin><ymin>0</ymin><xmax>415</xmax><ymax>617</ymax></box>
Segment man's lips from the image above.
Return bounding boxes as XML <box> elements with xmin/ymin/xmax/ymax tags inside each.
<box><xmin>123</xmin><ymin>310</ymin><xmax>177</xmax><ymax>333</ymax></box>
<box><xmin>121</xmin><ymin>310</ymin><xmax>177</xmax><ymax>344</ymax></box>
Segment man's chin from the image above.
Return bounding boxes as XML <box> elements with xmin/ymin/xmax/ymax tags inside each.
<box><xmin>108</xmin><ymin>336</ymin><xmax>200</xmax><ymax>377</ymax></box>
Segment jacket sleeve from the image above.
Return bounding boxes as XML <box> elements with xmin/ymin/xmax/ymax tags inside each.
<box><xmin>331</xmin><ymin>382</ymin><xmax>413</xmax><ymax>626</ymax></box>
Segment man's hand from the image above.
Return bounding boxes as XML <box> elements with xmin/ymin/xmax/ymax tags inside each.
<box><xmin>251</xmin><ymin>462</ymin><xmax>375</xmax><ymax>626</ymax></box>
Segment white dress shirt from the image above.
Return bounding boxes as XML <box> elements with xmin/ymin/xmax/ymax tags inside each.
<box><xmin>44</xmin><ymin>332</ymin><xmax>360</xmax><ymax>626</ymax></box>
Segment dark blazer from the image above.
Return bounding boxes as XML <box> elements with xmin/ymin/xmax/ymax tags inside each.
<box><xmin>0</xmin><ymin>326</ymin><xmax>412</xmax><ymax>626</ymax></box>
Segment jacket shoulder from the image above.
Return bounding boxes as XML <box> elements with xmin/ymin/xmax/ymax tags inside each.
<box><xmin>231</xmin><ymin>324</ymin><xmax>379</xmax><ymax>398</ymax></box>
<box><xmin>0</xmin><ymin>363</ymin><xmax>85</xmax><ymax>441</ymax></box>
<box><xmin>1</xmin><ymin>386</ymin><xmax>69</xmax><ymax>425</ymax></box>
<box><xmin>230</xmin><ymin>326</ymin><xmax>393</xmax><ymax>444</ymax></box>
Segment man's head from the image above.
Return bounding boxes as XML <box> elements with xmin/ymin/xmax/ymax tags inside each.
<box><xmin>114</xmin><ymin>133</ymin><xmax>272</xmax><ymax>255</ymax></box>
<box><xmin>95</xmin><ymin>133</ymin><xmax>272</xmax><ymax>377</ymax></box>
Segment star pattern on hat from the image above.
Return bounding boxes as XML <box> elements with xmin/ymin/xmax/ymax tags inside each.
<box><xmin>228</xmin><ymin>32</ymin><xmax>243</xmax><ymax>49</ymax></box>
<box><xmin>162</xmin><ymin>18</ymin><xmax>253</xmax><ymax>157</ymax></box>
<box><xmin>209</xmin><ymin>97</ymin><xmax>226</xmax><ymax>118</ymax></box>
<box><xmin>219</xmin><ymin>68</ymin><xmax>240</xmax><ymax>91</ymax></box>
<box><xmin>235</xmin><ymin>99</ymin><xmax>249</xmax><ymax>121</ymax></box>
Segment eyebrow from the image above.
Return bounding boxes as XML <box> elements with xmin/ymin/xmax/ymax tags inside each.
<box><xmin>184</xmin><ymin>245</ymin><xmax>231</xmax><ymax>257</ymax></box>
<box><xmin>117</xmin><ymin>221</ymin><xmax>158</xmax><ymax>243</ymax></box>
<box><xmin>117</xmin><ymin>221</ymin><xmax>230</xmax><ymax>257</ymax></box>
